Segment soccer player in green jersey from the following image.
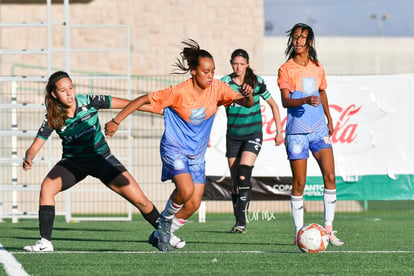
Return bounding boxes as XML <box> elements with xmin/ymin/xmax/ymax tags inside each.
<box><xmin>221</xmin><ymin>49</ymin><xmax>284</xmax><ymax>233</ymax></box>
<box><xmin>22</xmin><ymin>71</ymin><xmax>161</xmax><ymax>252</ymax></box>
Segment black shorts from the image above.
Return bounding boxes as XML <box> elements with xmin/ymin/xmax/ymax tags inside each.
<box><xmin>226</xmin><ymin>133</ymin><xmax>263</xmax><ymax>158</ymax></box>
<box><xmin>56</xmin><ymin>154</ymin><xmax>127</xmax><ymax>186</ymax></box>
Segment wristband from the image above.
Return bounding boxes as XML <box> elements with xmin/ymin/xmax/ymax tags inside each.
<box><xmin>111</xmin><ymin>118</ymin><xmax>120</xmax><ymax>125</ymax></box>
<box><xmin>276</xmin><ymin>131</ymin><xmax>283</xmax><ymax>134</ymax></box>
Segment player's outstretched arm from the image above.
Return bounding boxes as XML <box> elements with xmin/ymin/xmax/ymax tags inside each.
<box><xmin>105</xmin><ymin>94</ymin><xmax>151</xmax><ymax>137</ymax></box>
<box><xmin>110</xmin><ymin>96</ymin><xmax>161</xmax><ymax>114</ymax></box>
<box><xmin>23</xmin><ymin>137</ymin><xmax>46</xmax><ymax>171</ymax></box>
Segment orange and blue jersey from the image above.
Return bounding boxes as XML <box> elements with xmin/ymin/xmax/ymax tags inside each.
<box><xmin>148</xmin><ymin>78</ymin><xmax>240</xmax><ymax>159</ymax></box>
<box><xmin>278</xmin><ymin>59</ymin><xmax>328</xmax><ymax>135</ymax></box>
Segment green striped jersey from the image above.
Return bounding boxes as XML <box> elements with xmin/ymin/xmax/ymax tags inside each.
<box><xmin>220</xmin><ymin>75</ymin><xmax>271</xmax><ymax>137</ymax></box>
<box><xmin>37</xmin><ymin>94</ymin><xmax>112</xmax><ymax>160</ymax></box>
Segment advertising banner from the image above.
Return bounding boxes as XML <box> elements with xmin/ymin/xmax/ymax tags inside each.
<box><xmin>205</xmin><ymin>74</ymin><xmax>414</xmax><ymax>200</ymax></box>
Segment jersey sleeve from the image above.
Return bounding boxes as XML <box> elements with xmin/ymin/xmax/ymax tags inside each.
<box><xmin>87</xmin><ymin>95</ymin><xmax>111</xmax><ymax>109</ymax></box>
<box><xmin>257</xmin><ymin>77</ymin><xmax>271</xmax><ymax>101</ymax></box>
<box><xmin>147</xmin><ymin>85</ymin><xmax>176</xmax><ymax>113</ymax></box>
<box><xmin>319</xmin><ymin>64</ymin><xmax>328</xmax><ymax>91</ymax></box>
<box><xmin>216</xmin><ymin>80</ymin><xmax>240</xmax><ymax>106</ymax></box>
<box><xmin>36</xmin><ymin>115</ymin><xmax>53</xmax><ymax>140</ymax></box>
<box><xmin>277</xmin><ymin>65</ymin><xmax>294</xmax><ymax>92</ymax></box>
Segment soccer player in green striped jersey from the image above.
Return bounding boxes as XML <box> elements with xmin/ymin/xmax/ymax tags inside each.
<box><xmin>22</xmin><ymin>71</ymin><xmax>161</xmax><ymax>252</ymax></box>
<box><xmin>221</xmin><ymin>49</ymin><xmax>284</xmax><ymax>233</ymax></box>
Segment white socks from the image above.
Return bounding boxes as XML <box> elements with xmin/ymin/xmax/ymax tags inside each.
<box><xmin>323</xmin><ymin>189</ymin><xmax>337</xmax><ymax>227</ymax></box>
<box><xmin>290</xmin><ymin>195</ymin><xmax>304</xmax><ymax>232</ymax></box>
<box><xmin>171</xmin><ymin>216</ymin><xmax>187</xmax><ymax>233</ymax></box>
<box><xmin>291</xmin><ymin>189</ymin><xmax>337</xmax><ymax>232</ymax></box>
<box><xmin>161</xmin><ymin>195</ymin><xmax>183</xmax><ymax>219</ymax></box>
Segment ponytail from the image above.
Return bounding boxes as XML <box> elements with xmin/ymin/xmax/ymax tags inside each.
<box><xmin>172</xmin><ymin>39</ymin><xmax>213</xmax><ymax>74</ymax></box>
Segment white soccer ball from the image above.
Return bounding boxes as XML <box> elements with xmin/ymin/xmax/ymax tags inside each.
<box><xmin>297</xmin><ymin>223</ymin><xmax>329</xmax><ymax>253</ymax></box>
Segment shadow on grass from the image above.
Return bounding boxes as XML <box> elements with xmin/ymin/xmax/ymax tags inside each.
<box><xmin>12</xmin><ymin>226</ymin><xmax>123</xmax><ymax>232</ymax></box>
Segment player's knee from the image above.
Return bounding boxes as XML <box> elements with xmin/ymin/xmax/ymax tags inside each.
<box><xmin>192</xmin><ymin>199</ymin><xmax>202</xmax><ymax>212</ymax></box>
<box><xmin>175</xmin><ymin>187</ymin><xmax>194</xmax><ymax>204</ymax></box>
<box><xmin>292</xmin><ymin>178</ymin><xmax>306</xmax><ymax>195</ymax></box>
<box><xmin>40</xmin><ymin>186</ymin><xmax>59</xmax><ymax>199</ymax></box>
<box><xmin>183</xmin><ymin>197</ymin><xmax>201</xmax><ymax>214</ymax></box>
<box><xmin>237</xmin><ymin>165</ymin><xmax>253</xmax><ymax>190</ymax></box>
<box><xmin>323</xmin><ymin>172</ymin><xmax>336</xmax><ymax>186</ymax></box>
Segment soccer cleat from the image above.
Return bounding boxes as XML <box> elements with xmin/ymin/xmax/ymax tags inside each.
<box><xmin>23</xmin><ymin>238</ymin><xmax>54</xmax><ymax>252</ymax></box>
<box><xmin>170</xmin><ymin>233</ymin><xmax>186</xmax><ymax>249</ymax></box>
<box><xmin>157</xmin><ymin>216</ymin><xmax>172</xmax><ymax>252</ymax></box>
<box><xmin>231</xmin><ymin>225</ymin><xmax>246</xmax><ymax>234</ymax></box>
<box><xmin>148</xmin><ymin>231</ymin><xmax>158</xmax><ymax>248</ymax></box>
<box><xmin>294</xmin><ymin>231</ymin><xmax>298</xmax><ymax>245</ymax></box>
<box><xmin>328</xmin><ymin>231</ymin><xmax>344</xmax><ymax>246</ymax></box>
<box><xmin>148</xmin><ymin>230</ymin><xmax>186</xmax><ymax>249</ymax></box>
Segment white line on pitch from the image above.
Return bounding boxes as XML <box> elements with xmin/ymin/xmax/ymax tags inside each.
<box><xmin>12</xmin><ymin>250</ymin><xmax>414</xmax><ymax>254</ymax></box>
<box><xmin>0</xmin><ymin>243</ymin><xmax>30</xmax><ymax>276</ymax></box>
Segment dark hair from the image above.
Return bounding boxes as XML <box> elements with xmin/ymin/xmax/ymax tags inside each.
<box><xmin>230</xmin><ymin>48</ymin><xmax>258</xmax><ymax>88</ymax></box>
<box><xmin>172</xmin><ymin>39</ymin><xmax>213</xmax><ymax>74</ymax></box>
<box><xmin>285</xmin><ymin>23</ymin><xmax>319</xmax><ymax>66</ymax></box>
<box><xmin>45</xmin><ymin>71</ymin><xmax>71</xmax><ymax>129</ymax></box>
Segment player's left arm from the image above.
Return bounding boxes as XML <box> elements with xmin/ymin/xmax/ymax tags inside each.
<box><xmin>266</xmin><ymin>97</ymin><xmax>284</xmax><ymax>146</ymax></box>
<box><xmin>319</xmin><ymin>90</ymin><xmax>334</xmax><ymax>136</ymax></box>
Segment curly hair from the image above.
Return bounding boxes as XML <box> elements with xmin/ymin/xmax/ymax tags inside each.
<box><xmin>285</xmin><ymin>23</ymin><xmax>319</xmax><ymax>66</ymax></box>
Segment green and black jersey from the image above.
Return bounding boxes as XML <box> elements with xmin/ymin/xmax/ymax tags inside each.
<box><xmin>220</xmin><ymin>75</ymin><xmax>271</xmax><ymax>138</ymax></box>
<box><xmin>37</xmin><ymin>94</ymin><xmax>112</xmax><ymax>160</ymax></box>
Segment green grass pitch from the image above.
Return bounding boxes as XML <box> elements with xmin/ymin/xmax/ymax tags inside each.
<box><xmin>1</xmin><ymin>209</ymin><xmax>413</xmax><ymax>275</ymax></box>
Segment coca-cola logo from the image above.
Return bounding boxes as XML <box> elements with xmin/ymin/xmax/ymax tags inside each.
<box><xmin>262</xmin><ymin>104</ymin><xmax>361</xmax><ymax>144</ymax></box>
<box><xmin>330</xmin><ymin>104</ymin><xmax>361</xmax><ymax>144</ymax></box>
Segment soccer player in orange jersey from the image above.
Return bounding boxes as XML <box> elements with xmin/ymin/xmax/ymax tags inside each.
<box><xmin>277</xmin><ymin>23</ymin><xmax>344</xmax><ymax>247</ymax></box>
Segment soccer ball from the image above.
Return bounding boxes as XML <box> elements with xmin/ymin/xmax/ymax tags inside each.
<box><xmin>297</xmin><ymin>223</ymin><xmax>329</xmax><ymax>253</ymax></box>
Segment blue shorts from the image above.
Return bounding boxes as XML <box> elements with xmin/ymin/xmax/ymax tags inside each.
<box><xmin>161</xmin><ymin>153</ymin><xmax>206</xmax><ymax>184</ymax></box>
<box><xmin>285</xmin><ymin>131</ymin><xmax>332</xmax><ymax>160</ymax></box>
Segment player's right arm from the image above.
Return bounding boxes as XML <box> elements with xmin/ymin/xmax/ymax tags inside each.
<box><xmin>23</xmin><ymin>137</ymin><xmax>46</xmax><ymax>171</ymax></box>
<box><xmin>278</xmin><ymin>67</ymin><xmax>320</xmax><ymax>108</ymax></box>
<box><xmin>280</xmin><ymin>87</ymin><xmax>320</xmax><ymax>108</ymax></box>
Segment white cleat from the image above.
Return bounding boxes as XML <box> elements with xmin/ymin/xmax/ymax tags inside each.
<box><xmin>23</xmin><ymin>238</ymin><xmax>54</xmax><ymax>252</ymax></box>
<box><xmin>170</xmin><ymin>233</ymin><xmax>186</xmax><ymax>249</ymax></box>
<box><xmin>149</xmin><ymin>231</ymin><xmax>186</xmax><ymax>249</ymax></box>
<box><xmin>231</xmin><ymin>225</ymin><xmax>246</xmax><ymax>234</ymax></box>
<box><xmin>328</xmin><ymin>231</ymin><xmax>344</xmax><ymax>246</ymax></box>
